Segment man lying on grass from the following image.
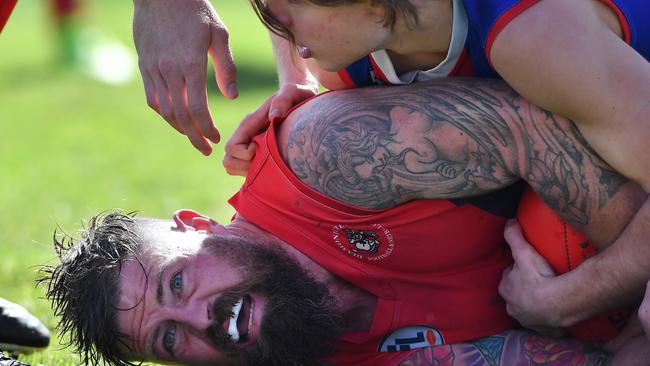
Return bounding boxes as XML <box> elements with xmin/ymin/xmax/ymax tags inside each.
<box><xmin>43</xmin><ymin>79</ymin><xmax>649</xmax><ymax>365</ymax></box>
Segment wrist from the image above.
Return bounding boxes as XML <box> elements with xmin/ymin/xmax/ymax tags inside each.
<box><xmin>279</xmin><ymin>76</ymin><xmax>319</xmax><ymax>94</ymax></box>
<box><xmin>535</xmin><ymin>277</ymin><xmax>578</xmax><ymax>328</ymax></box>
<box><xmin>278</xmin><ymin>65</ymin><xmax>317</xmax><ymax>88</ymax></box>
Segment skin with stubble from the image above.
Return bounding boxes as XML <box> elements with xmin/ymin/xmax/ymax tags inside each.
<box><xmin>116</xmin><ymin>220</ymin><xmax>343</xmax><ymax>366</ymax></box>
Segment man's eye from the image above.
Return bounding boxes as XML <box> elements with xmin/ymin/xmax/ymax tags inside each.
<box><xmin>162</xmin><ymin>328</ymin><xmax>176</xmax><ymax>356</ymax></box>
<box><xmin>170</xmin><ymin>271</ymin><xmax>183</xmax><ymax>293</ymax></box>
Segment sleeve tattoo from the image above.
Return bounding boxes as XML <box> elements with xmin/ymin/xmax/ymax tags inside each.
<box><xmin>283</xmin><ymin>79</ymin><xmax>626</xmax><ymax>227</ymax></box>
<box><xmin>394</xmin><ymin>330</ymin><xmax>608</xmax><ymax>366</ymax></box>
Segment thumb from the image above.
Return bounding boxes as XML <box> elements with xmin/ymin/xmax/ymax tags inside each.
<box><xmin>504</xmin><ymin>219</ymin><xmax>554</xmax><ymax>273</ymax></box>
<box><xmin>504</xmin><ymin>219</ymin><xmax>535</xmax><ymax>260</ymax></box>
<box><xmin>209</xmin><ymin>26</ymin><xmax>238</xmax><ymax>99</ymax></box>
<box><xmin>268</xmin><ymin>93</ymin><xmax>293</xmax><ymax>121</ymax></box>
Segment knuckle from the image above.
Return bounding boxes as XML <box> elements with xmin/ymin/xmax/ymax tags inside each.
<box><xmin>183</xmin><ymin>59</ymin><xmax>204</xmax><ymax>73</ymax></box>
<box><xmin>158</xmin><ymin>57</ymin><xmax>176</xmax><ymax>75</ymax></box>
<box><xmin>222</xmin><ymin>157</ymin><xmax>236</xmax><ymax>172</ymax></box>
<box><xmin>138</xmin><ymin>60</ymin><xmax>154</xmax><ymax>71</ymax></box>
<box><xmin>146</xmin><ymin>97</ymin><xmax>157</xmax><ymax>110</ymax></box>
<box><xmin>174</xmin><ymin>110</ymin><xmax>191</xmax><ymax>123</ymax></box>
<box><xmin>188</xmin><ymin>103</ymin><xmax>207</xmax><ymax>117</ymax></box>
<box><xmin>159</xmin><ymin>107</ymin><xmax>175</xmax><ymax>122</ymax></box>
<box><xmin>243</xmin><ymin>111</ymin><xmax>257</xmax><ymax>122</ymax></box>
<box><xmin>497</xmin><ymin>282</ymin><xmax>506</xmax><ymax>296</ymax></box>
<box><xmin>214</xmin><ymin>25</ymin><xmax>230</xmax><ymax>42</ymax></box>
<box><xmin>224</xmin><ymin>142</ymin><xmax>237</xmax><ymax>155</ymax></box>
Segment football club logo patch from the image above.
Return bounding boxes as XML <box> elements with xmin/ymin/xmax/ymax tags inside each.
<box><xmin>331</xmin><ymin>224</ymin><xmax>394</xmax><ymax>262</ymax></box>
<box><xmin>378</xmin><ymin>325</ymin><xmax>444</xmax><ymax>352</ymax></box>
<box><xmin>344</xmin><ymin>229</ymin><xmax>379</xmax><ymax>253</ymax></box>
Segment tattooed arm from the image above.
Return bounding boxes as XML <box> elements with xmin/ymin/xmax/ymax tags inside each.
<box><xmin>279</xmin><ymin>79</ymin><xmax>643</xmax><ymax>245</ymax></box>
<box><xmin>394</xmin><ymin>329</ymin><xmax>608</xmax><ymax>366</ymax></box>
<box><xmin>277</xmin><ymin>78</ymin><xmax>647</xmax><ymax>324</ymax></box>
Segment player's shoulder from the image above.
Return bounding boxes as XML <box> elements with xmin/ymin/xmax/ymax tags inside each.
<box><xmin>490</xmin><ymin>0</ymin><xmax>597</xmax><ymax>69</ymax></box>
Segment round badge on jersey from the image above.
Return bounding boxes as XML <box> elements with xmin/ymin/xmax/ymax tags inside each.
<box><xmin>378</xmin><ymin>325</ymin><xmax>445</xmax><ymax>352</ymax></box>
<box><xmin>331</xmin><ymin>224</ymin><xmax>395</xmax><ymax>262</ymax></box>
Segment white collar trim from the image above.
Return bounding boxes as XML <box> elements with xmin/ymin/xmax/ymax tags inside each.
<box><xmin>369</xmin><ymin>0</ymin><xmax>468</xmax><ymax>84</ymax></box>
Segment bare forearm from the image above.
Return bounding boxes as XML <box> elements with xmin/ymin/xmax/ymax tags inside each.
<box><xmin>270</xmin><ymin>33</ymin><xmax>316</xmax><ymax>86</ymax></box>
<box><xmin>552</xmin><ymin>199</ymin><xmax>650</xmax><ymax>325</ymax></box>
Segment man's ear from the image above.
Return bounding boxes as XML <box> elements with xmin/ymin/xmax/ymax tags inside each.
<box><xmin>172</xmin><ymin>209</ymin><xmax>229</xmax><ymax>235</ymax></box>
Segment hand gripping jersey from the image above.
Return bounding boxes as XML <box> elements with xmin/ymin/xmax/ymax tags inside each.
<box><xmin>229</xmin><ymin>115</ymin><xmax>528</xmax><ymax>365</ymax></box>
<box><xmin>0</xmin><ymin>0</ymin><xmax>17</xmax><ymax>33</ymax></box>
<box><xmin>339</xmin><ymin>0</ymin><xmax>650</xmax><ymax>87</ymax></box>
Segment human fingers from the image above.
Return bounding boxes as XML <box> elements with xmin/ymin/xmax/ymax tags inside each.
<box><xmin>150</xmin><ymin>69</ymin><xmax>180</xmax><ymax>134</ymax></box>
<box><xmin>161</xmin><ymin>59</ymin><xmax>212</xmax><ymax>155</ymax></box>
<box><xmin>209</xmin><ymin>24</ymin><xmax>238</xmax><ymax>100</ymax></box>
<box><xmin>140</xmin><ymin>68</ymin><xmax>160</xmax><ymax>114</ymax></box>
<box><xmin>185</xmin><ymin>63</ymin><xmax>220</xmax><ymax>144</ymax></box>
<box><xmin>269</xmin><ymin>84</ymin><xmax>318</xmax><ymax>121</ymax></box>
<box><xmin>268</xmin><ymin>90</ymin><xmax>296</xmax><ymax>121</ymax></box>
<box><xmin>223</xmin><ymin>154</ymin><xmax>252</xmax><ymax>177</ymax></box>
<box><xmin>225</xmin><ymin>97</ymin><xmax>274</xmax><ymax>161</ymax></box>
<box><xmin>504</xmin><ymin>219</ymin><xmax>547</xmax><ymax>267</ymax></box>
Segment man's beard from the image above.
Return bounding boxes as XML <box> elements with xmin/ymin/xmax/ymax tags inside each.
<box><xmin>201</xmin><ymin>234</ymin><xmax>344</xmax><ymax>366</ymax></box>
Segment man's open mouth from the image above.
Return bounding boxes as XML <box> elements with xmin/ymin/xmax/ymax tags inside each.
<box><xmin>226</xmin><ymin>294</ymin><xmax>253</xmax><ymax>343</ymax></box>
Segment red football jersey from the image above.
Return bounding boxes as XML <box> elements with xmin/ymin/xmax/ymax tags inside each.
<box><xmin>229</xmin><ymin>116</ymin><xmax>520</xmax><ymax>365</ymax></box>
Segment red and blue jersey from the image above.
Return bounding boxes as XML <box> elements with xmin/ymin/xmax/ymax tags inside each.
<box><xmin>0</xmin><ymin>0</ymin><xmax>17</xmax><ymax>34</ymax></box>
<box><xmin>339</xmin><ymin>0</ymin><xmax>650</xmax><ymax>87</ymax></box>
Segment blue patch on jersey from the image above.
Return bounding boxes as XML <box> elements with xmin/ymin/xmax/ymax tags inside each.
<box><xmin>344</xmin><ymin>56</ymin><xmax>378</xmax><ymax>87</ymax></box>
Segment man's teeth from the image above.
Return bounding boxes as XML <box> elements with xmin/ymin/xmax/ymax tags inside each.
<box><xmin>228</xmin><ymin>298</ymin><xmax>243</xmax><ymax>342</ymax></box>
<box><xmin>247</xmin><ymin>299</ymin><xmax>254</xmax><ymax>335</ymax></box>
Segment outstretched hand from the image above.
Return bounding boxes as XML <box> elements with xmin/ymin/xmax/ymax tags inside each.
<box><xmin>499</xmin><ymin>219</ymin><xmax>565</xmax><ymax>335</ymax></box>
<box><xmin>223</xmin><ymin>82</ymin><xmax>319</xmax><ymax>177</ymax></box>
<box><xmin>133</xmin><ymin>0</ymin><xmax>238</xmax><ymax>156</ymax></box>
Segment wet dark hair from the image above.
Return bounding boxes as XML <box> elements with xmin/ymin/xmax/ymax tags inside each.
<box><xmin>250</xmin><ymin>0</ymin><xmax>418</xmax><ymax>46</ymax></box>
<box><xmin>40</xmin><ymin>211</ymin><xmax>143</xmax><ymax>366</ymax></box>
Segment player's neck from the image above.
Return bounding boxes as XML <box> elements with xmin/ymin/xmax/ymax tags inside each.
<box><xmin>383</xmin><ymin>0</ymin><xmax>453</xmax><ymax>73</ymax></box>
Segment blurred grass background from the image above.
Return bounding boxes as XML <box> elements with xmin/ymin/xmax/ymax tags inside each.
<box><xmin>0</xmin><ymin>0</ymin><xmax>276</xmax><ymax>364</ymax></box>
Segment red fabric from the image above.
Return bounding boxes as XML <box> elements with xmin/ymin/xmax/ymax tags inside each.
<box><xmin>0</xmin><ymin>0</ymin><xmax>17</xmax><ymax>33</ymax></box>
<box><xmin>337</xmin><ymin>69</ymin><xmax>358</xmax><ymax>89</ymax></box>
<box><xmin>448</xmin><ymin>49</ymin><xmax>476</xmax><ymax>77</ymax></box>
<box><xmin>517</xmin><ymin>188</ymin><xmax>632</xmax><ymax>343</ymax></box>
<box><xmin>229</xmin><ymin>111</ymin><xmax>517</xmax><ymax>365</ymax></box>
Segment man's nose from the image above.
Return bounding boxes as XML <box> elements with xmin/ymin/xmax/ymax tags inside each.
<box><xmin>173</xmin><ymin>299</ymin><xmax>212</xmax><ymax>331</ymax></box>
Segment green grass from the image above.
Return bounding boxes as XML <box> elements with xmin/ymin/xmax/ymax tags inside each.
<box><xmin>0</xmin><ymin>1</ymin><xmax>276</xmax><ymax>364</ymax></box>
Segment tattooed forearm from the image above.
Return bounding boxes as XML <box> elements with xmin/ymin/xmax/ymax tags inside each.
<box><xmin>282</xmin><ymin>79</ymin><xmax>628</xmax><ymax>227</ymax></box>
<box><xmin>394</xmin><ymin>330</ymin><xmax>609</xmax><ymax>366</ymax></box>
